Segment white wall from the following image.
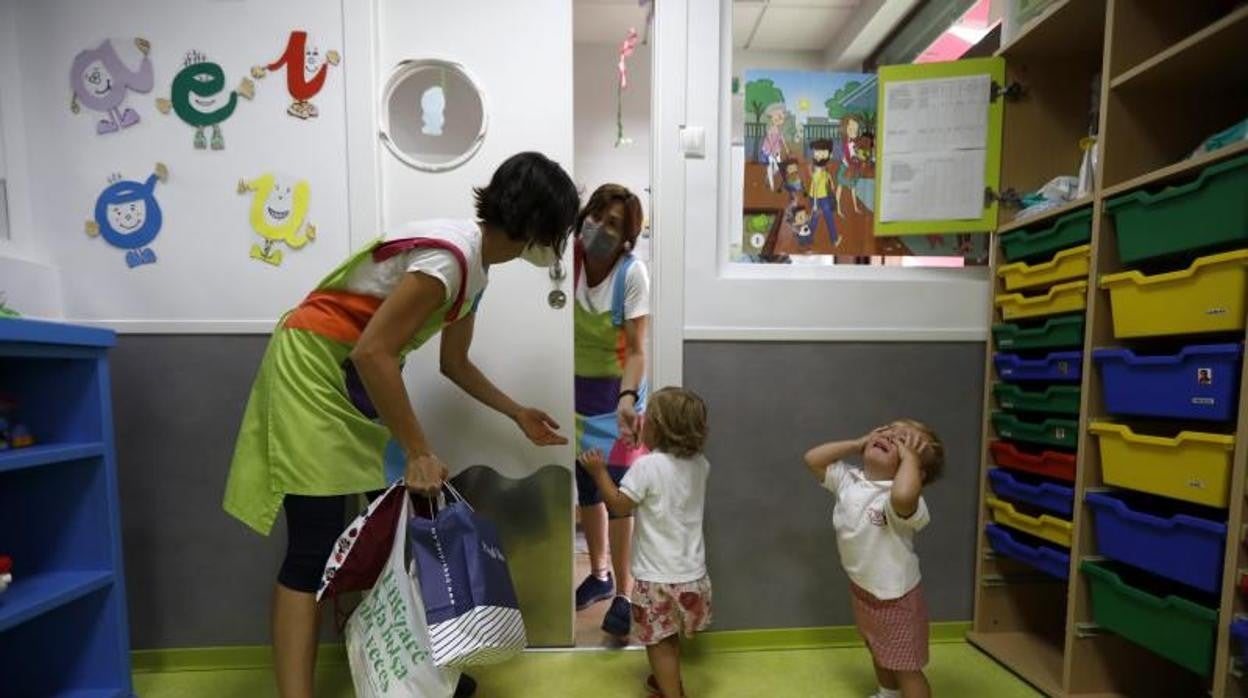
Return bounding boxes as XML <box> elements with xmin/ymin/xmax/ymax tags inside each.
<box><xmin>649</xmin><ymin>0</ymin><xmax>989</xmax><ymax>344</ymax></box>
<box><xmin>573</xmin><ymin>42</ymin><xmax>651</xmax><ymax>225</ymax></box>
<box><xmin>0</xmin><ymin>0</ymin><xmax>63</xmax><ymax>318</ymax></box>
<box><xmin>3</xmin><ymin>0</ymin><xmax>354</xmax><ymax>330</ymax></box>
<box><xmin>732</xmin><ymin>48</ymin><xmax>825</xmax><ymax>72</ymax></box>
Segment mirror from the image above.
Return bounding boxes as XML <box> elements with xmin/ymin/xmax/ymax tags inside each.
<box><xmin>380</xmin><ymin>59</ymin><xmax>488</xmax><ymax>172</ymax></box>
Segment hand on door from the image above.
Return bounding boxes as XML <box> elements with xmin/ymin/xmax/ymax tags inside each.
<box><xmin>515</xmin><ymin>406</ymin><xmax>568</xmax><ymax>446</ymax></box>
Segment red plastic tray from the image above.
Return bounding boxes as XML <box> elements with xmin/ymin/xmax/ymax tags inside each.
<box><xmin>989</xmin><ymin>440</ymin><xmax>1077</xmax><ymax>482</ymax></box>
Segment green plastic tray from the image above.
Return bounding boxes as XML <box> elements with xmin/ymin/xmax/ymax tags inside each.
<box><xmin>999</xmin><ymin>209</ymin><xmax>1093</xmax><ymax>263</ymax></box>
<box><xmin>1081</xmin><ymin>561</ymin><xmax>1217</xmax><ymax>677</ymax></box>
<box><xmin>991</xmin><ymin>412</ymin><xmax>1078</xmax><ymax>449</ymax></box>
<box><xmin>992</xmin><ymin>315</ymin><xmax>1085</xmax><ymax>351</ymax></box>
<box><xmin>1107</xmin><ymin>154</ymin><xmax>1248</xmax><ymax>266</ymax></box>
<box><xmin>993</xmin><ymin>383</ymin><xmax>1081</xmax><ymax>415</ymax></box>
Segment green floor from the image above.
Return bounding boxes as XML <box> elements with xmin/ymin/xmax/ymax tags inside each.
<box><xmin>132</xmin><ymin>642</ymin><xmax>1042</xmax><ymax>697</ymax></box>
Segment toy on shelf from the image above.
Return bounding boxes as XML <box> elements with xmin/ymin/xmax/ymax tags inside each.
<box><xmin>0</xmin><ymin>555</ymin><xmax>11</xmax><ymax>594</ymax></box>
<box><xmin>0</xmin><ymin>394</ymin><xmax>33</xmax><ymax>450</ymax></box>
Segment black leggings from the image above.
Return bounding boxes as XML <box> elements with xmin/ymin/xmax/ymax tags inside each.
<box><xmin>278</xmin><ymin>491</ymin><xmax>386</xmax><ymax>593</ymax></box>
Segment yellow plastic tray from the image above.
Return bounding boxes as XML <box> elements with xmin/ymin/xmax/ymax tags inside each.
<box><xmin>1088</xmin><ymin>422</ymin><xmax>1235</xmax><ymax>508</ymax></box>
<box><xmin>1098</xmin><ymin>249</ymin><xmax>1248</xmax><ymax>338</ymax></box>
<box><xmin>995</xmin><ymin>280</ymin><xmax>1088</xmax><ymax>321</ymax></box>
<box><xmin>985</xmin><ymin>496</ymin><xmax>1073</xmax><ymax>547</ymax></box>
<box><xmin>997</xmin><ymin>244</ymin><xmax>1091</xmax><ymax>291</ymax></box>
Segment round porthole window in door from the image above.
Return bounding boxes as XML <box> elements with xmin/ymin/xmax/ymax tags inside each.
<box><xmin>379</xmin><ymin>59</ymin><xmax>487</xmax><ymax>172</ymax></box>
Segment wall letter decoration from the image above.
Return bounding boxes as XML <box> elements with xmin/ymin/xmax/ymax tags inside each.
<box><xmin>155</xmin><ymin>51</ymin><xmax>255</xmax><ymax>150</ymax></box>
<box><xmin>70</xmin><ymin>38</ymin><xmax>155</xmax><ymax>135</ymax></box>
<box><xmin>251</xmin><ymin>31</ymin><xmax>340</xmax><ymax>119</ymax></box>
<box><xmin>238</xmin><ymin>173</ymin><xmax>315</xmax><ymax>266</ymax></box>
<box><xmin>85</xmin><ymin>163</ymin><xmax>168</xmax><ymax>268</ymax></box>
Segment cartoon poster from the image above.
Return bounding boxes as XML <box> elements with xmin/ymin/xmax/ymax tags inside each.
<box><xmin>238</xmin><ymin>173</ymin><xmax>315</xmax><ymax>265</ymax></box>
<box><xmin>85</xmin><ymin>164</ymin><xmax>168</xmax><ymax>268</ymax></box>
<box><xmin>739</xmin><ymin>69</ymin><xmax>987</xmax><ymax>263</ymax></box>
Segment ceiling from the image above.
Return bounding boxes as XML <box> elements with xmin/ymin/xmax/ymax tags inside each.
<box><xmin>574</xmin><ymin>0</ymin><xmax>864</xmax><ymax>51</ymax></box>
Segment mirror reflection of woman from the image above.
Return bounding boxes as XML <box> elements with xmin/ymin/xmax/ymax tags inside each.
<box><xmin>571</xmin><ymin>185</ymin><xmax>652</xmax><ymax>638</ymax></box>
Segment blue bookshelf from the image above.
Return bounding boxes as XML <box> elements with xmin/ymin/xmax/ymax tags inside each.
<box><xmin>0</xmin><ymin>318</ymin><xmax>132</xmax><ymax>697</ymax></box>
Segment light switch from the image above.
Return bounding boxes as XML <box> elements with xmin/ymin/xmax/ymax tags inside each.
<box><xmin>679</xmin><ymin>126</ymin><xmax>705</xmax><ymax>159</ymax></box>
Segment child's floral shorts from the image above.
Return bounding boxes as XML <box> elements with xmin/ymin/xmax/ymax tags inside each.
<box><xmin>630</xmin><ymin>576</ymin><xmax>713</xmax><ymax>646</ymax></box>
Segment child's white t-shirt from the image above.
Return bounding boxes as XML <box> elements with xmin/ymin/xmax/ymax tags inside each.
<box><xmin>620</xmin><ymin>451</ymin><xmax>710</xmax><ymax>584</ymax></box>
<box><xmin>824</xmin><ymin>461</ymin><xmax>930</xmax><ymax>600</ymax></box>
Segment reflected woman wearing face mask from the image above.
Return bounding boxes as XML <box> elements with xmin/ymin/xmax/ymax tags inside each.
<box><xmin>222</xmin><ymin>152</ymin><xmax>578</xmax><ymax>698</ymax></box>
<box><xmin>570</xmin><ymin>184</ymin><xmax>653</xmax><ymax>638</ymax></box>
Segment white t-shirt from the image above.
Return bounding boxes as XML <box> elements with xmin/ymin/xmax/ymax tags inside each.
<box><xmin>619</xmin><ymin>451</ymin><xmax>710</xmax><ymax>584</ymax></box>
<box><xmin>575</xmin><ymin>256</ymin><xmax>650</xmax><ymax>320</ymax></box>
<box><xmin>344</xmin><ymin>219</ymin><xmax>488</xmax><ymax>306</ymax></box>
<box><xmin>824</xmin><ymin>461</ymin><xmax>930</xmax><ymax>600</ymax></box>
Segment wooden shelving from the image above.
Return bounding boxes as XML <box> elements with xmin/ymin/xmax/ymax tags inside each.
<box><xmin>1101</xmin><ymin>140</ymin><xmax>1248</xmax><ymax>199</ymax></box>
<box><xmin>995</xmin><ymin>0</ymin><xmax>1107</xmax><ymax>61</ymax></box>
<box><xmin>967</xmin><ymin>630</ymin><xmax>1066</xmax><ymax>696</ymax></box>
<box><xmin>1109</xmin><ymin>4</ymin><xmax>1248</xmax><ymax>91</ymax></box>
<box><xmin>998</xmin><ymin>198</ymin><xmax>1094</xmax><ymax>235</ymax></box>
<box><xmin>970</xmin><ymin>1</ymin><xmax>1248</xmax><ymax>695</ymax></box>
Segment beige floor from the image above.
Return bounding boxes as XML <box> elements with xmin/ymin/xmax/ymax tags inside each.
<box><xmin>574</xmin><ymin>529</ymin><xmax>640</xmax><ymax>649</ymax></box>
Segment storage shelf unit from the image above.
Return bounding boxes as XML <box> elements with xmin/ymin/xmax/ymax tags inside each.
<box><xmin>970</xmin><ymin>1</ymin><xmax>1248</xmax><ymax>695</ymax></box>
<box><xmin>0</xmin><ymin>318</ymin><xmax>133</xmax><ymax>696</ymax></box>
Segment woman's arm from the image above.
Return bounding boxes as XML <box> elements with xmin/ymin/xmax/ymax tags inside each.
<box><xmin>440</xmin><ymin>313</ymin><xmax>568</xmax><ymax>446</ymax></box>
<box><xmin>350</xmin><ymin>272</ymin><xmax>448</xmax><ymax>493</ymax></box>
<box><xmin>616</xmin><ymin>314</ymin><xmax>648</xmax><ymax>443</ymax></box>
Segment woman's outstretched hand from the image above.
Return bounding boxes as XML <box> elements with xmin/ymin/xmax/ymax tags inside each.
<box><xmin>515</xmin><ymin>406</ymin><xmax>569</xmax><ymax>446</ymax></box>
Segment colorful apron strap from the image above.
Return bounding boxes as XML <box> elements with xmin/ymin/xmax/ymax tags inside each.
<box><xmin>574</xmin><ymin>242</ymin><xmax>634</xmax><ymax>329</ymax></box>
<box><xmin>611</xmin><ymin>253</ymin><xmax>635</xmax><ymax>328</ymax></box>
<box><xmin>373</xmin><ymin>237</ymin><xmax>471</xmax><ymax>322</ymax></box>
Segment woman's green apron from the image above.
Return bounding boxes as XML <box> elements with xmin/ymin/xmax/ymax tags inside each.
<box><xmin>574</xmin><ymin>249</ymin><xmax>647</xmax><ymax>465</ymax></box>
<box><xmin>224</xmin><ymin>237</ymin><xmax>478</xmax><ymax>534</ymax></box>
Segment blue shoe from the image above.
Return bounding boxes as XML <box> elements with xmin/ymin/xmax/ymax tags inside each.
<box><xmin>575</xmin><ymin>573</ymin><xmax>614</xmax><ymax>610</ymax></box>
<box><xmin>601</xmin><ymin>595</ymin><xmax>632</xmax><ymax>637</ymax></box>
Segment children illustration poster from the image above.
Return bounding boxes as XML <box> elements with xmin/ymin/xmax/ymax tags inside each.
<box><xmin>740</xmin><ymin>69</ymin><xmax>986</xmax><ymax>263</ymax></box>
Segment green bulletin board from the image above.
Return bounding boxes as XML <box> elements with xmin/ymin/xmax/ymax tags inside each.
<box><xmin>873</xmin><ymin>57</ymin><xmax>1005</xmax><ymax>236</ymax></box>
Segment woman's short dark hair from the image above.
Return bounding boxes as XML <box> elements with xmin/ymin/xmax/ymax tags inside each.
<box><xmin>474</xmin><ymin>152</ymin><xmax>580</xmax><ymax>253</ymax></box>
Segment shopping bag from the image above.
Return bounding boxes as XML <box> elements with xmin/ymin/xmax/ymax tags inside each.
<box><xmin>345</xmin><ymin>489</ymin><xmax>461</xmax><ymax>697</ymax></box>
<box><xmin>316</xmin><ymin>480</ymin><xmax>406</xmax><ymax>606</ymax></box>
<box><xmin>408</xmin><ymin>483</ymin><xmax>527</xmax><ymax>667</ymax></box>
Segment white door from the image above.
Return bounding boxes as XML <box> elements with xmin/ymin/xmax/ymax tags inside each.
<box><xmin>352</xmin><ymin>0</ymin><xmax>577</xmax><ymax>646</ymax></box>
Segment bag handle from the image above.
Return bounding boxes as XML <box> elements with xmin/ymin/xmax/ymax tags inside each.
<box><xmin>422</xmin><ymin>481</ymin><xmax>473</xmax><ymax>514</ymax></box>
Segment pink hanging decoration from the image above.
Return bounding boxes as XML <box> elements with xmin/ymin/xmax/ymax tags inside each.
<box><xmin>618</xmin><ymin>27</ymin><xmax>639</xmax><ymax>89</ymax></box>
<box><xmin>615</xmin><ymin>27</ymin><xmax>640</xmax><ymax>147</ymax></box>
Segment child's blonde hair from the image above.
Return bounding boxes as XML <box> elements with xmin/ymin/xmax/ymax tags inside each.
<box><xmin>646</xmin><ymin>387</ymin><xmax>708</xmax><ymax>458</ymax></box>
<box><xmin>895</xmin><ymin>418</ymin><xmax>945</xmax><ymax>483</ymax></box>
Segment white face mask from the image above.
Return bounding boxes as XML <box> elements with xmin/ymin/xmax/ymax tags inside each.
<box><xmin>520</xmin><ymin>243</ymin><xmax>559</xmax><ymax>268</ymax></box>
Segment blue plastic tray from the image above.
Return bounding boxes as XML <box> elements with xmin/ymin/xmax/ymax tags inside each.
<box><xmin>988</xmin><ymin>468</ymin><xmax>1074</xmax><ymax>517</ymax></box>
<box><xmin>1232</xmin><ymin>619</ymin><xmax>1248</xmax><ymax>665</ymax></box>
<box><xmin>1086</xmin><ymin>492</ymin><xmax>1227</xmax><ymax>594</ymax></box>
<box><xmin>994</xmin><ymin>351</ymin><xmax>1082</xmax><ymax>383</ymax></box>
<box><xmin>1093</xmin><ymin>344</ymin><xmax>1241</xmax><ymax>421</ymax></box>
<box><xmin>984</xmin><ymin>524</ymin><xmax>1070</xmax><ymax>580</ymax></box>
